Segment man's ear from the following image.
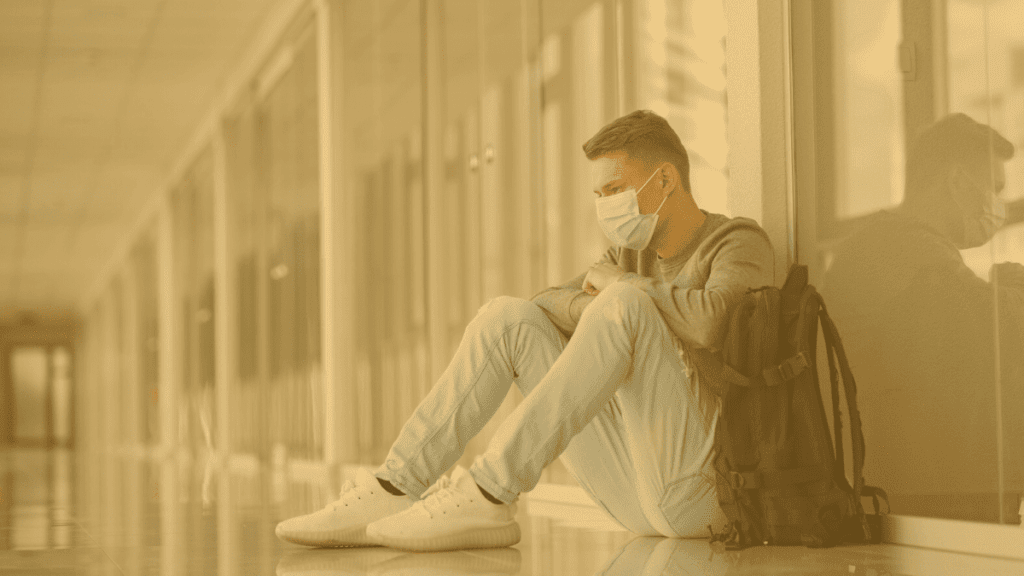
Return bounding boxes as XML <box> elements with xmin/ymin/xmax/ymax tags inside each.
<box><xmin>947</xmin><ymin>164</ymin><xmax>978</xmax><ymax>205</ymax></box>
<box><xmin>659</xmin><ymin>162</ymin><xmax>679</xmax><ymax>196</ymax></box>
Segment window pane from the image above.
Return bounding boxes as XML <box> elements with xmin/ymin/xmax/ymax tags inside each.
<box><xmin>51</xmin><ymin>347</ymin><xmax>71</xmax><ymax>445</ymax></box>
<box><xmin>344</xmin><ymin>0</ymin><xmax>425</xmax><ymax>462</ymax></box>
<box><xmin>258</xmin><ymin>21</ymin><xmax>322</xmax><ymax>460</ymax></box>
<box><xmin>171</xmin><ymin>148</ymin><xmax>216</xmax><ymax>453</ymax></box>
<box><xmin>831</xmin><ymin>0</ymin><xmax>904</xmax><ymax>220</ymax></box>
<box><xmin>131</xmin><ymin>230</ymin><xmax>160</xmax><ymax>445</ymax></box>
<box><xmin>637</xmin><ymin>0</ymin><xmax>729</xmax><ymax>215</ymax></box>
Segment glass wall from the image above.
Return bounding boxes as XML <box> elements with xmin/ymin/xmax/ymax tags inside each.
<box><xmin>258</xmin><ymin>17</ymin><xmax>323</xmax><ymax>461</ymax></box>
<box><xmin>171</xmin><ymin>148</ymin><xmax>216</xmax><ymax>456</ymax></box>
<box><xmin>947</xmin><ymin>0</ymin><xmax>1024</xmax><ymax>526</ymax></box>
<box><xmin>342</xmin><ymin>0</ymin><xmax>428</xmax><ymax>463</ymax></box>
<box><xmin>223</xmin><ymin>14</ymin><xmax>324</xmax><ymax>461</ymax></box>
<box><xmin>795</xmin><ymin>0</ymin><xmax>1024</xmax><ymax>524</ymax></box>
<box><xmin>129</xmin><ymin>230</ymin><xmax>160</xmax><ymax>446</ymax></box>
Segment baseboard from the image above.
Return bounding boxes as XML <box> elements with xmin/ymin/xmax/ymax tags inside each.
<box><xmin>523</xmin><ymin>484</ymin><xmax>1024</xmax><ymax>560</ymax></box>
<box><xmin>883</xmin><ymin>514</ymin><xmax>1024</xmax><ymax>561</ymax></box>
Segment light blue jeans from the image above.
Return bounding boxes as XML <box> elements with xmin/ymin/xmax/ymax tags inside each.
<box><xmin>374</xmin><ymin>282</ymin><xmax>727</xmax><ymax>537</ymax></box>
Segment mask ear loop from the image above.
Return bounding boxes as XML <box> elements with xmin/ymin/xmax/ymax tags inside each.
<box><xmin>638</xmin><ymin>167</ymin><xmax>669</xmax><ymax>216</ymax></box>
<box><xmin>636</xmin><ymin>167</ymin><xmax>660</xmax><ymax>197</ymax></box>
<box><xmin>653</xmin><ymin>193</ymin><xmax>669</xmax><ymax>216</ymax></box>
<box><xmin>649</xmin><ymin>168</ymin><xmax>671</xmax><ymax>217</ymax></box>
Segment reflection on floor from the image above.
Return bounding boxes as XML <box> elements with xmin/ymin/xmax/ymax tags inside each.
<box><xmin>2</xmin><ymin>447</ymin><xmax>1023</xmax><ymax>575</ymax></box>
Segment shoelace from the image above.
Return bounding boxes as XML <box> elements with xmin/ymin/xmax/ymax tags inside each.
<box><xmin>328</xmin><ymin>478</ymin><xmax>371</xmax><ymax>511</ymax></box>
<box><xmin>419</xmin><ymin>476</ymin><xmax>470</xmax><ymax>519</ymax></box>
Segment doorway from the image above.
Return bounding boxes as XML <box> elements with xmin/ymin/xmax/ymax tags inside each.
<box><xmin>3</xmin><ymin>345</ymin><xmax>73</xmax><ymax>448</ymax></box>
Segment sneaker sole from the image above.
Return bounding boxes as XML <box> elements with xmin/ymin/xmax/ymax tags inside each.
<box><xmin>277</xmin><ymin>526</ymin><xmax>380</xmax><ymax>548</ymax></box>
<box><xmin>370</xmin><ymin>522</ymin><xmax>521</xmax><ymax>552</ymax></box>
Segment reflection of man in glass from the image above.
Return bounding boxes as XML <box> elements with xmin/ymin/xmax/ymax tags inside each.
<box><xmin>275</xmin><ymin>110</ymin><xmax>775</xmax><ymax>550</ymax></box>
<box><xmin>823</xmin><ymin>113</ymin><xmax>1024</xmax><ymax>521</ymax></box>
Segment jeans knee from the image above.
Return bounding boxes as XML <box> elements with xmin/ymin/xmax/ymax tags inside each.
<box><xmin>597</xmin><ymin>281</ymin><xmax>646</xmax><ymax>302</ymax></box>
<box><xmin>476</xmin><ymin>295</ymin><xmax>543</xmax><ymax>326</ymax></box>
<box><xmin>586</xmin><ymin>282</ymin><xmax>654</xmax><ymax>326</ymax></box>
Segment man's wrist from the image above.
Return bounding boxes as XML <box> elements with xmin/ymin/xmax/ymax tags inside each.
<box><xmin>570</xmin><ymin>291</ymin><xmax>597</xmax><ymax>322</ymax></box>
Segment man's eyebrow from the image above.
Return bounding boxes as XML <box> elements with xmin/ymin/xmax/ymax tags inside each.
<box><xmin>595</xmin><ymin>179</ymin><xmax>623</xmax><ymax>194</ymax></box>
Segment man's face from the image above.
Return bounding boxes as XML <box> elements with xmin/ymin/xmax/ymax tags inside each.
<box><xmin>951</xmin><ymin>156</ymin><xmax>1007</xmax><ymax>215</ymax></box>
<box><xmin>590</xmin><ymin>151</ymin><xmax>664</xmax><ymax>215</ymax></box>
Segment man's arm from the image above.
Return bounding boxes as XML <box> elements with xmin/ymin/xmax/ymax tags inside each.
<box><xmin>944</xmin><ymin>259</ymin><xmax>1024</xmax><ymax>346</ymax></box>
<box><xmin>617</xmin><ymin>227</ymin><xmax>774</xmax><ymax>349</ymax></box>
<box><xmin>530</xmin><ymin>247</ymin><xmax>618</xmax><ymax>337</ymax></box>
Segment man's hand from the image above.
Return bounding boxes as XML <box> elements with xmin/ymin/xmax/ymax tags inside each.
<box><xmin>992</xmin><ymin>261</ymin><xmax>1024</xmax><ymax>287</ymax></box>
<box><xmin>582</xmin><ymin>263</ymin><xmax>626</xmax><ymax>295</ymax></box>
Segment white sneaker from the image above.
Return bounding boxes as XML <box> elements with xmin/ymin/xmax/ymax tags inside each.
<box><xmin>365</xmin><ymin>466</ymin><xmax>520</xmax><ymax>552</ymax></box>
<box><xmin>275</xmin><ymin>468</ymin><xmax>413</xmax><ymax>548</ymax></box>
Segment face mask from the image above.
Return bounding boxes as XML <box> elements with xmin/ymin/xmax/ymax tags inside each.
<box><xmin>952</xmin><ymin>184</ymin><xmax>1007</xmax><ymax>249</ymax></box>
<box><xmin>595</xmin><ymin>168</ymin><xmax>668</xmax><ymax>251</ymax></box>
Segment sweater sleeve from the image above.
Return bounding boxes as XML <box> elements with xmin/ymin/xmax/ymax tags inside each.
<box><xmin>617</xmin><ymin>228</ymin><xmax>775</xmax><ymax>349</ymax></box>
<box><xmin>530</xmin><ymin>247</ymin><xmax>618</xmax><ymax>337</ymax></box>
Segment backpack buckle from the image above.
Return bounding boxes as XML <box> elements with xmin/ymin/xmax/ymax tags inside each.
<box><xmin>763</xmin><ymin>352</ymin><xmax>809</xmax><ymax>386</ymax></box>
<box><xmin>728</xmin><ymin>471</ymin><xmax>746</xmax><ymax>490</ymax></box>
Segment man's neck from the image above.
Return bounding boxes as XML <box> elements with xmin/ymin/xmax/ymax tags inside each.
<box><xmin>656</xmin><ymin>206</ymin><xmax>707</xmax><ymax>260</ymax></box>
<box><xmin>895</xmin><ymin>202</ymin><xmax>957</xmax><ymax>243</ymax></box>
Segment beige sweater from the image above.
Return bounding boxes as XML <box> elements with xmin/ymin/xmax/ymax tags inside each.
<box><xmin>530</xmin><ymin>210</ymin><xmax>775</xmax><ymax>382</ymax></box>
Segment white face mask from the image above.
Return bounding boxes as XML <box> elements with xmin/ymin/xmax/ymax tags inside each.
<box><xmin>950</xmin><ymin>169</ymin><xmax>1007</xmax><ymax>249</ymax></box>
<box><xmin>958</xmin><ymin>193</ymin><xmax>1006</xmax><ymax>249</ymax></box>
<box><xmin>595</xmin><ymin>168</ymin><xmax>668</xmax><ymax>251</ymax></box>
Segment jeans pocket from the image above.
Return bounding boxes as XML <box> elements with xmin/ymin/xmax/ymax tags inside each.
<box><xmin>658</xmin><ymin>471</ymin><xmax>724</xmax><ymax>537</ymax></box>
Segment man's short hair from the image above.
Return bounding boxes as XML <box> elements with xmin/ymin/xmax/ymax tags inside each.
<box><xmin>905</xmin><ymin>112</ymin><xmax>1015</xmax><ymax>202</ymax></box>
<box><xmin>583</xmin><ymin>110</ymin><xmax>692</xmax><ymax>195</ymax></box>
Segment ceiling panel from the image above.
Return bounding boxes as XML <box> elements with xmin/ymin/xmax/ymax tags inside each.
<box><xmin>48</xmin><ymin>2</ymin><xmax>159</xmax><ymax>53</ymax></box>
<box><xmin>0</xmin><ymin>1</ymin><xmax>49</xmax><ymax>48</ymax></box>
<box><xmin>25</xmin><ymin>181</ymin><xmax>90</xmax><ymax>219</ymax></box>
<box><xmin>0</xmin><ymin>72</ymin><xmax>44</xmax><ymax>151</ymax></box>
<box><xmin>66</xmin><ymin>221</ymin><xmax>127</xmax><ymax>257</ymax></box>
<box><xmin>0</xmin><ymin>221</ymin><xmax>19</xmax><ymax>259</ymax></box>
<box><xmin>21</xmin><ymin>224</ymin><xmax>69</xmax><ymax>272</ymax></box>
<box><xmin>0</xmin><ymin>176</ymin><xmax>23</xmax><ymax>217</ymax></box>
<box><xmin>0</xmin><ymin>0</ymin><xmax>284</xmax><ymax>318</ymax></box>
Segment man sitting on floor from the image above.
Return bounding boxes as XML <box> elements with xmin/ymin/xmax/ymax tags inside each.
<box><xmin>276</xmin><ymin>109</ymin><xmax>775</xmax><ymax>551</ymax></box>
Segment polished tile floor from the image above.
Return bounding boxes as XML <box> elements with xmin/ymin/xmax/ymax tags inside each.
<box><xmin>2</xmin><ymin>447</ymin><xmax>1023</xmax><ymax>575</ymax></box>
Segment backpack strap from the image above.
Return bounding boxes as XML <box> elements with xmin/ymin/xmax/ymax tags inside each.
<box><xmin>862</xmin><ymin>485</ymin><xmax>891</xmax><ymax>515</ymax></box>
<box><xmin>822</xmin><ymin>312</ymin><xmax>850</xmax><ymax>493</ymax></box>
<box><xmin>819</xmin><ymin>300</ymin><xmax>872</xmax><ymax>541</ymax></box>
<box><xmin>721</xmin><ymin>362</ymin><xmax>752</xmax><ymax>388</ymax></box>
<box><xmin>728</xmin><ymin>466</ymin><xmax>828</xmax><ymax>490</ymax></box>
<box><xmin>712</xmin><ymin>353</ymin><xmax>808</xmax><ymax>389</ymax></box>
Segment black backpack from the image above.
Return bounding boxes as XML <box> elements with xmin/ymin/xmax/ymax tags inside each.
<box><xmin>692</xmin><ymin>264</ymin><xmax>889</xmax><ymax>549</ymax></box>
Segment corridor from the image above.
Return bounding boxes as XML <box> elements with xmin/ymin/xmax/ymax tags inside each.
<box><xmin>2</xmin><ymin>0</ymin><xmax>1024</xmax><ymax>571</ymax></box>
